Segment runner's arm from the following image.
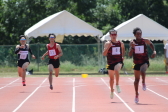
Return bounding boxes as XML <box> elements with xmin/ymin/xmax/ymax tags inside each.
<box><xmin>128</xmin><ymin>41</ymin><xmax>134</xmax><ymax>57</ymax></box>
<box><xmin>121</xmin><ymin>42</ymin><xmax>125</xmax><ymax>58</ymax></box>
<box><xmin>15</xmin><ymin>45</ymin><xmax>21</xmax><ymax>54</ymax></box>
<box><xmin>144</xmin><ymin>39</ymin><xmax>156</xmax><ymax>54</ymax></box>
<box><xmin>103</xmin><ymin>41</ymin><xmax>111</xmax><ymax>56</ymax></box>
<box><xmin>56</xmin><ymin>44</ymin><xmax>63</xmax><ymax>58</ymax></box>
<box><xmin>41</xmin><ymin>45</ymin><xmax>49</xmax><ymax>60</ymax></box>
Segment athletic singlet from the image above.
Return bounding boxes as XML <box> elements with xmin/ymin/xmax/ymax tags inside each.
<box><xmin>132</xmin><ymin>38</ymin><xmax>149</xmax><ymax>64</ymax></box>
<box><xmin>107</xmin><ymin>41</ymin><xmax>122</xmax><ymax>64</ymax></box>
<box><xmin>47</xmin><ymin>43</ymin><xmax>59</xmax><ymax>59</ymax></box>
<box><xmin>18</xmin><ymin>45</ymin><xmax>29</xmax><ymax>60</ymax></box>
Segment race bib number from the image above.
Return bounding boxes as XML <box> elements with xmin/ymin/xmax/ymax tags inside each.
<box><xmin>19</xmin><ymin>51</ymin><xmax>28</xmax><ymax>59</ymax></box>
<box><xmin>112</xmin><ymin>47</ymin><xmax>120</xmax><ymax>55</ymax></box>
<box><xmin>49</xmin><ymin>49</ymin><xmax>56</xmax><ymax>56</ymax></box>
<box><xmin>135</xmin><ymin>45</ymin><xmax>144</xmax><ymax>54</ymax></box>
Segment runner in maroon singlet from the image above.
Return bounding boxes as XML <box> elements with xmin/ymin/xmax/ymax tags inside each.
<box><xmin>41</xmin><ymin>33</ymin><xmax>63</xmax><ymax>90</ymax></box>
<box><xmin>103</xmin><ymin>29</ymin><xmax>125</xmax><ymax>99</ymax></box>
<box><xmin>129</xmin><ymin>27</ymin><xmax>156</xmax><ymax>103</ymax></box>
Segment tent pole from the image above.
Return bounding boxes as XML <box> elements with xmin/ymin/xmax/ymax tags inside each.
<box><xmin>93</xmin><ymin>36</ymin><xmax>101</xmax><ymax>71</ymax></box>
<box><xmin>98</xmin><ymin>38</ymin><xmax>101</xmax><ymax>71</ymax></box>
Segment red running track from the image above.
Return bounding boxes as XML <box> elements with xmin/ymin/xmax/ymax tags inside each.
<box><xmin>0</xmin><ymin>76</ymin><xmax>168</xmax><ymax>112</ymax></box>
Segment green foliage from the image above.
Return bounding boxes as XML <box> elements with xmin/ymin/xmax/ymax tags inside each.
<box><xmin>115</xmin><ymin>0</ymin><xmax>168</xmax><ymax>28</ymax></box>
<box><xmin>0</xmin><ymin>0</ymin><xmax>168</xmax><ymax>45</ymax></box>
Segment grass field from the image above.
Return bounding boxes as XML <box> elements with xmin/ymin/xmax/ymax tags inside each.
<box><xmin>0</xmin><ymin>56</ymin><xmax>167</xmax><ymax>77</ymax></box>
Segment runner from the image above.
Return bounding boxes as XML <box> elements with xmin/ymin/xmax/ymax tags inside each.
<box><xmin>128</xmin><ymin>27</ymin><xmax>156</xmax><ymax>103</ymax></box>
<box><xmin>41</xmin><ymin>33</ymin><xmax>63</xmax><ymax>90</ymax></box>
<box><xmin>103</xmin><ymin>29</ymin><xmax>125</xmax><ymax>99</ymax></box>
<box><xmin>15</xmin><ymin>35</ymin><xmax>36</xmax><ymax>86</ymax></box>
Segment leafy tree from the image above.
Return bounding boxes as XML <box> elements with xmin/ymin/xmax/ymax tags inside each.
<box><xmin>116</xmin><ymin>0</ymin><xmax>168</xmax><ymax>28</ymax></box>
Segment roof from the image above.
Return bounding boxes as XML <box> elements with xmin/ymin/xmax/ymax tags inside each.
<box><xmin>24</xmin><ymin>10</ymin><xmax>103</xmax><ymax>38</ymax></box>
<box><xmin>101</xmin><ymin>14</ymin><xmax>168</xmax><ymax>41</ymax></box>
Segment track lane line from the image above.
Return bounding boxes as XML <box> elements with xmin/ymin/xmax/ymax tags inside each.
<box><xmin>156</xmin><ymin>78</ymin><xmax>168</xmax><ymax>83</ymax></box>
<box><xmin>0</xmin><ymin>78</ymin><xmax>19</xmax><ymax>90</ymax></box>
<box><xmin>12</xmin><ymin>78</ymin><xmax>47</xmax><ymax>112</ymax></box>
<box><xmin>101</xmin><ymin>78</ymin><xmax>134</xmax><ymax>112</ymax></box>
<box><xmin>128</xmin><ymin>78</ymin><xmax>168</xmax><ymax>100</ymax></box>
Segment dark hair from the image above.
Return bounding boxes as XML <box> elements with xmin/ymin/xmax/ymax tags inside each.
<box><xmin>48</xmin><ymin>33</ymin><xmax>56</xmax><ymax>38</ymax></box>
<box><xmin>109</xmin><ymin>29</ymin><xmax>117</xmax><ymax>34</ymax></box>
<box><xmin>133</xmin><ymin>27</ymin><xmax>142</xmax><ymax>35</ymax></box>
<box><xmin>19</xmin><ymin>35</ymin><xmax>26</xmax><ymax>40</ymax></box>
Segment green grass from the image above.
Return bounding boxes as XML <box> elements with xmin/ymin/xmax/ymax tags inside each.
<box><xmin>0</xmin><ymin>56</ymin><xmax>167</xmax><ymax>74</ymax></box>
<box><xmin>0</xmin><ymin>72</ymin><xmax>168</xmax><ymax>78</ymax></box>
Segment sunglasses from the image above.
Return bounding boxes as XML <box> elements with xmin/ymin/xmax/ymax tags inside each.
<box><xmin>20</xmin><ymin>39</ymin><xmax>26</xmax><ymax>40</ymax></box>
<box><xmin>50</xmin><ymin>37</ymin><xmax>55</xmax><ymax>38</ymax></box>
<box><xmin>110</xmin><ymin>34</ymin><xmax>117</xmax><ymax>36</ymax></box>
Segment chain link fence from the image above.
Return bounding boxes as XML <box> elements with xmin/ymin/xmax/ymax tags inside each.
<box><xmin>0</xmin><ymin>43</ymin><xmax>165</xmax><ymax>72</ymax></box>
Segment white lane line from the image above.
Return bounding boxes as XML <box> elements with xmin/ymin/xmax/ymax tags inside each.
<box><xmin>128</xmin><ymin>78</ymin><xmax>168</xmax><ymax>100</ymax></box>
<box><xmin>101</xmin><ymin>78</ymin><xmax>134</xmax><ymax>112</ymax></box>
<box><xmin>156</xmin><ymin>78</ymin><xmax>168</xmax><ymax>83</ymax></box>
<box><xmin>0</xmin><ymin>78</ymin><xmax>19</xmax><ymax>90</ymax></box>
<box><xmin>72</xmin><ymin>78</ymin><xmax>75</xmax><ymax>112</ymax></box>
<box><xmin>12</xmin><ymin>78</ymin><xmax>47</xmax><ymax>112</ymax></box>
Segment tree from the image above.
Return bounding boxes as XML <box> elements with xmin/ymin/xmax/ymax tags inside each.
<box><xmin>116</xmin><ymin>0</ymin><xmax>168</xmax><ymax>28</ymax></box>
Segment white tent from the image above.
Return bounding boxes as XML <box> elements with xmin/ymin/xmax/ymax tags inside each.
<box><xmin>24</xmin><ymin>10</ymin><xmax>103</xmax><ymax>39</ymax></box>
<box><xmin>101</xmin><ymin>14</ymin><xmax>168</xmax><ymax>41</ymax></box>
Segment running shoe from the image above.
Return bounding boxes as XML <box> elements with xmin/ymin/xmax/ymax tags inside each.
<box><xmin>116</xmin><ymin>85</ymin><xmax>121</xmax><ymax>93</ymax></box>
<box><xmin>134</xmin><ymin>94</ymin><xmax>139</xmax><ymax>103</ymax></box>
<box><xmin>110</xmin><ymin>92</ymin><xmax>114</xmax><ymax>99</ymax></box>
<box><xmin>50</xmin><ymin>85</ymin><xmax>53</xmax><ymax>90</ymax></box>
<box><xmin>22</xmin><ymin>81</ymin><xmax>26</xmax><ymax>86</ymax></box>
<box><xmin>142</xmin><ymin>83</ymin><xmax>146</xmax><ymax>91</ymax></box>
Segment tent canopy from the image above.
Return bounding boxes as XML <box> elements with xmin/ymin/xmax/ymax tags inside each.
<box><xmin>24</xmin><ymin>10</ymin><xmax>103</xmax><ymax>38</ymax></box>
<box><xmin>101</xmin><ymin>14</ymin><xmax>168</xmax><ymax>41</ymax></box>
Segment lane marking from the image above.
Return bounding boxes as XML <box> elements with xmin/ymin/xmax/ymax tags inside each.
<box><xmin>101</xmin><ymin>78</ymin><xmax>134</xmax><ymax>112</ymax></box>
<box><xmin>156</xmin><ymin>78</ymin><xmax>168</xmax><ymax>83</ymax></box>
<box><xmin>12</xmin><ymin>78</ymin><xmax>47</xmax><ymax>112</ymax></box>
<box><xmin>0</xmin><ymin>78</ymin><xmax>19</xmax><ymax>90</ymax></box>
<box><xmin>72</xmin><ymin>78</ymin><xmax>75</xmax><ymax>112</ymax></box>
<box><xmin>128</xmin><ymin>78</ymin><xmax>168</xmax><ymax>100</ymax></box>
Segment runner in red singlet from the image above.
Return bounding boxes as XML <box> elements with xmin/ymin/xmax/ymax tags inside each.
<box><xmin>129</xmin><ymin>27</ymin><xmax>156</xmax><ymax>103</ymax></box>
<box><xmin>103</xmin><ymin>29</ymin><xmax>125</xmax><ymax>99</ymax></box>
<box><xmin>41</xmin><ymin>33</ymin><xmax>63</xmax><ymax>90</ymax></box>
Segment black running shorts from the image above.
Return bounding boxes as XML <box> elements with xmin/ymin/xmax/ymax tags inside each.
<box><xmin>17</xmin><ymin>59</ymin><xmax>30</xmax><ymax>68</ymax></box>
<box><xmin>133</xmin><ymin>61</ymin><xmax>149</xmax><ymax>70</ymax></box>
<box><xmin>48</xmin><ymin>59</ymin><xmax>60</xmax><ymax>68</ymax></box>
<box><xmin>107</xmin><ymin>62</ymin><xmax>123</xmax><ymax>70</ymax></box>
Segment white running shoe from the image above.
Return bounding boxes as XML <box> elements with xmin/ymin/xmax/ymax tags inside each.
<box><xmin>134</xmin><ymin>94</ymin><xmax>139</xmax><ymax>103</ymax></box>
<box><xmin>116</xmin><ymin>85</ymin><xmax>121</xmax><ymax>93</ymax></box>
<box><xmin>110</xmin><ymin>92</ymin><xmax>114</xmax><ymax>99</ymax></box>
<box><xmin>142</xmin><ymin>83</ymin><xmax>146</xmax><ymax>91</ymax></box>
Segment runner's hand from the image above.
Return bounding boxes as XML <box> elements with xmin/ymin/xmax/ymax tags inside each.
<box><xmin>32</xmin><ymin>55</ymin><xmax>36</xmax><ymax>59</ymax></box>
<box><xmin>130</xmin><ymin>41</ymin><xmax>135</xmax><ymax>48</ymax></box>
<box><xmin>54</xmin><ymin>55</ymin><xmax>59</xmax><ymax>59</ymax></box>
<box><xmin>19</xmin><ymin>45</ymin><xmax>25</xmax><ymax>49</ymax></box>
<box><xmin>106</xmin><ymin>41</ymin><xmax>112</xmax><ymax>49</ymax></box>
<box><xmin>151</xmin><ymin>51</ymin><xmax>156</xmax><ymax>58</ymax></box>
<box><xmin>41</xmin><ymin>56</ymin><xmax>45</xmax><ymax>60</ymax></box>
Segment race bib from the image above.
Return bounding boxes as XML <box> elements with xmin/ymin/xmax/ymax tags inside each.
<box><xmin>135</xmin><ymin>45</ymin><xmax>144</xmax><ymax>54</ymax></box>
<box><xmin>19</xmin><ymin>51</ymin><xmax>28</xmax><ymax>59</ymax></box>
<box><xmin>112</xmin><ymin>47</ymin><xmax>120</xmax><ymax>55</ymax></box>
<box><xmin>49</xmin><ymin>49</ymin><xmax>56</xmax><ymax>56</ymax></box>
